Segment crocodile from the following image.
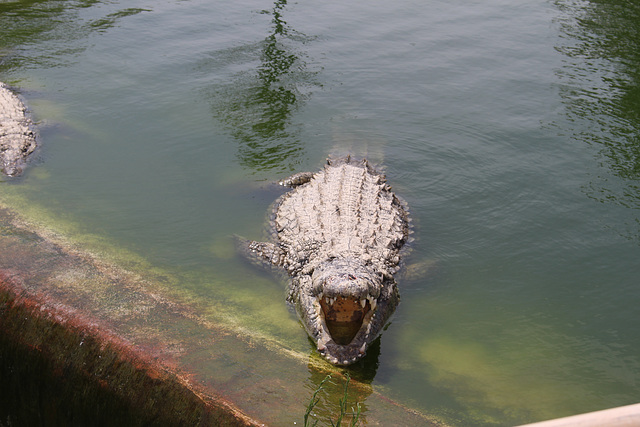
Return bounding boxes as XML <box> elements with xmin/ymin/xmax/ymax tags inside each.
<box><xmin>242</xmin><ymin>156</ymin><xmax>410</xmax><ymax>365</ymax></box>
<box><xmin>0</xmin><ymin>82</ymin><xmax>37</xmax><ymax>177</ymax></box>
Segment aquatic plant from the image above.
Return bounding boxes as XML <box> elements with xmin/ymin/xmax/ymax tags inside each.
<box><xmin>304</xmin><ymin>374</ymin><xmax>362</xmax><ymax>427</ymax></box>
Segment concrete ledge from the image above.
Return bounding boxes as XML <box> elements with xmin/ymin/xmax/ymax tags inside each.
<box><xmin>517</xmin><ymin>403</ymin><xmax>640</xmax><ymax>427</ymax></box>
<box><xmin>0</xmin><ymin>278</ymin><xmax>257</xmax><ymax>426</ymax></box>
<box><xmin>0</xmin><ymin>205</ymin><xmax>262</xmax><ymax>425</ymax></box>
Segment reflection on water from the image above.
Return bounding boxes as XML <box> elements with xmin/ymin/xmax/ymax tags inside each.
<box><xmin>87</xmin><ymin>8</ymin><xmax>151</xmax><ymax>33</ymax></box>
<box><xmin>555</xmin><ymin>0</ymin><xmax>640</xmax><ymax>237</ymax></box>
<box><xmin>206</xmin><ymin>0</ymin><xmax>320</xmax><ymax>173</ymax></box>
<box><xmin>0</xmin><ymin>0</ymin><xmax>149</xmax><ymax>73</ymax></box>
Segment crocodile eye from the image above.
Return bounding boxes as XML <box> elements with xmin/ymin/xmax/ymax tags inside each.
<box><xmin>348</xmin><ymin>274</ymin><xmax>356</xmax><ymax>280</ymax></box>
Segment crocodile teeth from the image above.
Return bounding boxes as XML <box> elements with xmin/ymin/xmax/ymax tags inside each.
<box><xmin>360</xmin><ymin>299</ymin><xmax>366</xmax><ymax>308</ymax></box>
<box><xmin>317</xmin><ymin>334</ymin><xmax>330</xmax><ymax>351</ymax></box>
<box><xmin>359</xmin><ymin>342</ymin><xmax>366</xmax><ymax>355</ymax></box>
<box><xmin>368</xmin><ymin>296</ymin><xmax>377</xmax><ymax>310</ymax></box>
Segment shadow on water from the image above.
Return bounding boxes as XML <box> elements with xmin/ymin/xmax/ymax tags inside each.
<box><xmin>554</xmin><ymin>0</ymin><xmax>640</xmax><ymax>238</ymax></box>
<box><xmin>205</xmin><ymin>0</ymin><xmax>321</xmax><ymax>174</ymax></box>
<box><xmin>0</xmin><ymin>0</ymin><xmax>149</xmax><ymax>74</ymax></box>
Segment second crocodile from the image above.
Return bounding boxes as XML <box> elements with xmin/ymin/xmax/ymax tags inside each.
<box><xmin>0</xmin><ymin>82</ymin><xmax>37</xmax><ymax>177</ymax></box>
<box><xmin>242</xmin><ymin>156</ymin><xmax>410</xmax><ymax>365</ymax></box>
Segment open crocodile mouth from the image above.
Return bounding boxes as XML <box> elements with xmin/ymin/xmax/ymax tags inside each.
<box><xmin>319</xmin><ymin>295</ymin><xmax>375</xmax><ymax>345</ymax></box>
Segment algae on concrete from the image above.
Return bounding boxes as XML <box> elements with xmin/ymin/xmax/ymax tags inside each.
<box><xmin>0</xmin><ymin>199</ymin><xmax>445</xmax><ymax>426</ymax></box>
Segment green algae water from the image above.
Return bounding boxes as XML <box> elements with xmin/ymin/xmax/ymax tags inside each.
<box><xmin>2</xmin><ymin>0</ymin><xmax>640</xmax><ymax>425</ymax></box>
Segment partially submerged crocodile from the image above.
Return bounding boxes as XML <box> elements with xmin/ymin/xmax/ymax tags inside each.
<box><xmin>0</xmin><ymin>82</ymin><xmax>37</xmax><ymax>177</ymax></box>
<box><xmin>242</xmin><ymin>156</ymin><xmax>410</xmax><ymax>365</ymax></box>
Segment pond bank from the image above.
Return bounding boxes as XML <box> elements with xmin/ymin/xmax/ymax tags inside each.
<box><xmin>0</xmin><ymin>281</ymin><xmax>256</xmax><ymax>426</ymax></box>
<box><xmin>0</xmin><ymin>204</ymin><xmax>443</xmax><ymax>426</ymax></box>
<box><xmin>0</xmin><ymin>206</ymin><xmax>258</xmax><ymax>426</ymax></box>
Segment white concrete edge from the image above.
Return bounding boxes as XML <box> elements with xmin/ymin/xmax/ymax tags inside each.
<box><xmin>517</xmin><ymin>403</ymin><xmax>640</xmax><ymax>427</ymax></box>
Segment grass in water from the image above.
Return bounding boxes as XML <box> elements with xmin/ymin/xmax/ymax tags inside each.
<box><xmin>304</xmin><ymin>374</ymin><xmax>362</xmax><ymax>427</ymax></box>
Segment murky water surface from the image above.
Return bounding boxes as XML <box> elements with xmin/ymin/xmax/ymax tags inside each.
<box><xmin>2</xmin><ymin>0</ymin><xmax>640</xmax><ymax>425</ymax></box>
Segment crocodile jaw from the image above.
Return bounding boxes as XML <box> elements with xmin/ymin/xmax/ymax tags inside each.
<box><xmin>313</xmin><ymin>295</ymin><xmax>375</xmax><ymax>365</ymax></box>
<box><xmin>294</xmin><ymin>272</ymin><xmax>398</xmax><ymax>366</ymax></box>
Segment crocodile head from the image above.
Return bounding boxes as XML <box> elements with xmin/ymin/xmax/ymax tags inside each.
<box><xmin>292</xmin><ymin>257</ymin><xmax>399</xmax><ymax>365</ymax></box>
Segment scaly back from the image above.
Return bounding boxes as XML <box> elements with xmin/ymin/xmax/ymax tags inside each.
<box><xmin>273</xmin><ymin>158</ymin><xmax>409</xmax><ymax>273</ymax></box>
